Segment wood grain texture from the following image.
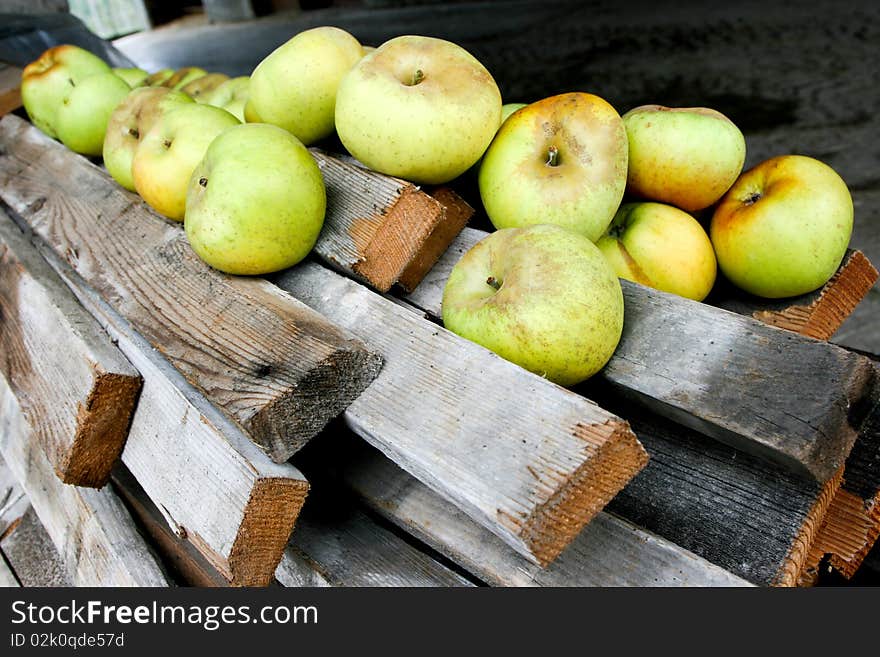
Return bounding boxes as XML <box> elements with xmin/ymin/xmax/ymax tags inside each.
<box><xmin>0</xmin><ymin>375</ymin><xmax>170</xmax><ymax>586</ymax></box>
<box><xmin>0</xmin><ymin>454</ymin><xmax>28</xmax><ymax>539</ymax></box>
<box><xmin>311</xmin><ymin>149</ymin><xmax>471</xmax><ymax>293</ymax></box>
<box><xmin>0</xmin><ymin>507</ymin><xmax>71</xmax><ymax>587</ymax></box>
<box><xmin>277</xmin><ymin>490</ymin><xmax>474</xmax><ymax>588</ymax></box>
<box><xmin>0</xmin><ymin>64</ymin><xmax>22</xmax><ymax>118</ymax></box>
<box><xmin>0</xmin><ymin>115</ymin><xmax>383</xmax><ymax>463</ymax></box>
<box><xmin>712</xmin><ymin>250</ymin><xmax>879</xmax><ymax>341</ymax></box>
<box><xmin>325</xmin><ymin>436</ymin><xmax>751</xmax><ymax>587</ymax></box>
<box><xmin>406</xmin><ymin>227</ymin><xmax>876</xmax><ymax>483</ymax></box>
<box><xmin>111</xmin><ymin>465</ymin><xmax>231</xmax><ymax>588</ymax></box>
<box><xmin>275</xmin><ymin>262</ymin><xmax>648</xmax><ymax>566</ymax></box>
<box><xmin>0</xmin><ymin>215</ymin><xmax>141</xmax><ymax>487</ymax></box>
<box><xmin>35</xmin><ymin>239</ymin><xmax>310</xmax><ymax>587</ymax></box>
<box><xmin>0</xmin><ymin>554</ymin><xmax>17</xmax><ymax>587</ymax></box>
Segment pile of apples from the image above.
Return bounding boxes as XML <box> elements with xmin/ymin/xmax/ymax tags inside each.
<box><xmin>19</xmin><ymin>27</ymin><xmax>854</xmax><ymax>388</ymax></box>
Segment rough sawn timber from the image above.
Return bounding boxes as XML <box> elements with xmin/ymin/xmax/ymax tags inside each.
<box><xmin>0</xmin><ymin>214</ymin><xmax>141</xmax><ymax>487</ymax></box>
<box><xmin>405</xmin><ymin>227</ymin><xmax>876</xmax><ymax>483</ymax></box>
<box><xmin>310</xmin><ymin>148</ymin><xmax>472</xmax><ymax>293</ymax></box>
<box><xmin>0</xmin><ymin>375</ymin><xmax>170</xmax><ymax>586</ymax></box>
<box><xmin>275</xmin><ymin>262</ymin><xmax>648</xmax><ymax>567</ymax></box>
<box><xmin>0</xmin><ymin>115</ymin><xmax>382</xmax><ymax>463</ymax></box>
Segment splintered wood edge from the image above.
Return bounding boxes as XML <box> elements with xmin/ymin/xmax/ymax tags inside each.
<box><xmin>753</xmin><ymin>251</ymin><xmax>879</xmax><ymax>340</ymax></box>
<box><xmin>352</xmin><ymin>186</ymin><xmax>446</xmax><ymax>292</ymax></box>
<box><xmin>397</xmin><ymin>188</ymin><xmax>474</xmax><ymax>293</ymax></box>
<box><xmin>225</xmin><ymin>477</ymin><xmax>309</xmax><ymax>586</ymax></box>
<box><xmin>775</xmin><ymin>465</ymin><xmax>844</xmax><ymax>587</ymax></box>
<box><xmin>60</xmin><ymin>371</ymin><xmax>142</xmax><ymax>487</ymax></box>
<box><xmin>518</xmin><ymin>418</ymin><xmax>649</xmax><ymax>567</ymax></box>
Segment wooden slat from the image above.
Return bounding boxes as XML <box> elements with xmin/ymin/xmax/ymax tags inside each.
<box><xmin>275</xmin><ymin>262</ymin><xmax>648</xmax><ymax>567</ymax></box>
<box><xmin>0</xmin><ymin>375</ymin><xmax>170</xmax><ymax>586</ymax></box>
<box><xmin>277</xmin><ymin>491</ymin><xmax>474</xmax><ymax>588</ymax></box>
<box><xmin>0</xmin><ymin>454</ymin><xmax>28</xmax><ymax>538</ymax></box>
<box><xmin>311</xmin><ymin>149</ymin><xmax>472</xmax><ymax>293</ymax></box>
<box><xmin>32</xmin><ymin>237</ymin><xmax>311</xmax><ymax>587</ymax></box>
<box><xmin>111</xmin><ymin>465</ymin><xmax>231</xmax><ymax>588</ymax></box>
<box><xmin>712</xmin><ymin>249</ymin><xmax>879</xmax><ymax>341</ymax></box>
<box><xmin>0</xmin><ymin>64</ymin><xmax>22</xmax><ymax>118</ymax></box>
<box><xmin>0</xmin><ymin>115</ymin><xmax>383</xmax><ymax>463</ymax></box>
<box><xmin>405</xmin><ymin>227</ymin><xmax>876</xmax><ymax>483</ymax></box>
<box><xmin>0</xmin><ymin>555</ymin><xmax>17</xmax><ymax>587</ymax></box>
<box><xmin>324</xmin><ymin>436</ymin><xmax>752</xmax><ymax>587</ymax></box>
<box><xmin>1</xmin><ymin>507</ymin><xmax>72</xmax><ymax>587</ymax></box>
<box><xmin>0</xmin><ymin>215</ymin><xmax>141</xmax><ymax>487</ymax></box>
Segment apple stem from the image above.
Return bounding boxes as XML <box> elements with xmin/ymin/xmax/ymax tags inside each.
<box><xmin>486</xmin><ymin>276</ymin><xmax>502</xmax><ymax>291</ymax></box>
<box><xmin>744</xmin><ymin>192</ymin><xmax>762</xmax><ymax>205</ymax></box>
<box><xmin>411</xmin><ymin>69</ymin><xmax>424</xmax><ymax>86</ymax></box>
<box><xmin>128</xmin><ymin>128</ymin><xmax>139</xmax><ymax>139</ymax></box>
<box><xmin>199</xmin><ymin>177</ymin><xmax>208</xmax><ymax>188</ymax></box>
<box><xmin>546</xmin><ymin>146</ymin><xmax>559</xmax><ymax>167</ymax></box>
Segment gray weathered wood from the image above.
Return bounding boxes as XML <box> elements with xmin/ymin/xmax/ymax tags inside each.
<box><xmin>0</xmin><ymin>555</ymin><xmax>17</xmax><ymax>587</ymax></box>
<box><xmin>0</xmin><ymin>507</ymin><xmax>72</xmax><ymax>587</ymax></box>
<box><xmin>275</xmin><ymin>262</ymin><xmax>648</xmax><ymax>567</ymax></box>
<box><xmin>330</xmin><ymin>437</ymin><xmax>751</xmax><ymax>587</ymax></box>
<box><xmin>405</xmin><ymin>227</ymin><xmax>876</xmax><ymax>483</ymax></box>
<box><xmin>311</xmin><ymin>149</ymin><xmax>472</xmax><ymax>293</ymax></box>
<box><xmin>0</xmin><ymin>375</ymin><xmax>170</xmax><ymax>586</ymax></box>
<box><xmin>0</xmin><ymin>64</ymin><xmax>22</xmax><ymax>118</ymax></box>
<box><xmin>0</xmin><ymin>215</ymin><xmax>142</xmax><ymax>487</ymax></box>
<box><xmin>277</xmin><ymin>493</ymin><xmax>474</xmax><ymax>588</ymax></box>
<box><xmin>0</xmin><ymin>454</ymin><xmax>28</xmax><ymax>539</ymax></box>
<box><xmin>0</xmin><ymin>115</ymin><xmax>382</xmax><ymax>463</ymax></box>
<box><xmin>33</xmin><ymin>237</ymin><xmax>311</xmax><ymax>587</ymax></box>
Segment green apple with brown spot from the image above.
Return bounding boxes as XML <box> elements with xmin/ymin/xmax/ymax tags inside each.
<box><xmin>144</xmin><ymin>69</ymin><xmax>174</xmax><ymax>86</ymax></box>
<box><xmin>597</xmin><ymin>202</ymin><xmax>717</xmax><ymax>301</ymax></box>
<box><xmin>478</xmin><ymin>92</ymin><xmax>628</xmax><ymax>242</ymax></box>
<box><xmin>623</xmin><ymin>105</ymin><xmax>746</xmax><ymax>212</ymax></box>
<box><xmin>249</xmin><ymin>26</ymin><xmax>364</xmax><ymax>144</ymax></box>
<box><xmin>335</xmin><ymin>35</ymin><xmax>502</xmax><ymax>184</ymax></box>
<box><xmin>710</xmin><ymin>154</ymin><xmax>853</xmax><ymax>298</ymax></box>
<box><xmin>185</xmin><ymin>123</ymin><xmax>326</xmax><ymax>275</ymax></box>
<box><xmin>103</xmin><ymin>86</ymin><xmax>195</xmax><ymax>191</ymax></box>
<box><xmin>181</xmin><ymin>72</ymin><xmax>230</xmax><ymax>101</ymax></box>
<box><xmin>55</xmin><ymin>71</ymin><xmax>131</xmax><ymax>156</ymax></box>
<box><xmin>164</xmin><ymin>67</ymin><xmax>208</xmax><ymax>90</ymax></box>
<box><xmin>132</xmin><ymin>104</ymin><xmax>240</xmax><ymax>220</ymax></box>
<box><xmin>20</xmin><ymin>44</ymin><xmax>111</xmax><ymax>139</ymax></box>
<box><xmin>442</xmin><ymin>223</ymin><xmax>624</xmax><ymax>386</ymax></box>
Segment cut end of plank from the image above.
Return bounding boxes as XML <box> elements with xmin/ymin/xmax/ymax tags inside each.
<box><xmin>59</xmin><ymin>371</ymin><xmax>142</xmax><ymax>487</ymax></box>
<box><xmin>517</xmin><ymin>418</ymin><xmax>649</xmax><ymax>567</ymax></box>
<box><xmin>226</xmin><ymin>476</ymin><xmax>310</xmax><ymax>587</ymax></box>
<box><xmin>244</xmin><ymin>348</ymin><xmax>384</xmax><ymax>463</ymax></box>
<box><xmin>778</xmin><ymin>465</ymin><xmax>844</xmax><ymax>587</ymax></box>
<box><xmin>752</xmin><ymin>250</ymin><xmax>878</xmax><ymax>341</ymax></box>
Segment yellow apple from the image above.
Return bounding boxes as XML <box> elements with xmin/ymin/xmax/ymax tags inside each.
<box><xmin>181</xmin><ymin>72</ymin><xmax>230</xmax><ymax>101</ymax></box>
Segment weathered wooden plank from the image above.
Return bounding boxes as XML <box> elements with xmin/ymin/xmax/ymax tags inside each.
<box><xmin>0</xmin><ymin>454</ymin><xmax>28</xmax><ymax>538</ymax></box>
<box><xmin>310</xmin><ymin>148</ymin><xmax>472</xmax><ymax>293</ymax></box>
<box><xmin>275</xmin><ymin>262</ymin><xmax>648</xmax><ymax>567</ymax></box>
<box><xmin>277</xmin><ymin>488</ymin><xmax>474</xmax><ymax>588</ymax></box>
<box><xmin>324</xmin><ymin>436</ymin><xmax>752</xmax><ymax>587</ymax></box>
<box><xmin>0</xmin><ymin>375</ymin><xmax>170</xmax><ymax>586</ymax></box>
<box><xmin>0</xmin><ymin>507</ymin><xmax>72</xmax><ymax>587</ymax></box>
<box><xmin>0</xmin><ymin>115</ymin><xmax>382</xmax><ymax>463</ymax></box>
<box><xmin>32</xmin><ymin>236</ymin><xmax>310</xmax><ymax>587</ymax></box>
<box><xmin>111</xmin><ymin>465</ymin><xmax>231</xmax><ymax>588</ymax></box>
<box><xmin>405</xmin><ymin>227</ymin><xmax>876</xmax><ymax>483</ymax></box>
<box><xmin>0</xmin><ymin>64</ymin><xmax>22</xmax><ymax>118</ymax></box>
<box><xmin>712</xmin><ymin>249</ymin><xmax>878</xmax><ymax>341</ymax></box>
<box><xmin>0</xmin><ymin>554</ymin><xmax>18</xmax><ymax>587</ymax></box>
<box><xmin>0</xmin><ymin>214</ymin><xmax>142</xmax><ymax>487</ymax></box>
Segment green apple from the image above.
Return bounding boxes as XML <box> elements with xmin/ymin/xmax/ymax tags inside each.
<box><xmin>103</xmin><ymin>87</ymin><xmax>195</xmax><ymax>191</ymax></box>
<box><xmin>55</xmin><ymin>72</ymin><xmax>131</xmax><ymax>156</ymax></box>
<box><xmin>478</xmin><ymin>92</ymin><xmax>628</xmax><ymax>242</ymax></box>
<box><xmin>597</xmin><ymin>202</ymin><xmax>717</xmax><ymax>301</ymax></box>
<box><xmin>164</xmin><ymin>67</ymin><xmax>208</xmax><ymax>90</ymax></box>
<box><xmin>185</xmin><ymin>123</ymin><xmax>326</xmax><ymax>275</ymax></box>
<box><xmin>21</xmin><ymin>44</ymin><xmax>111</xmax><ymax>138</ymax></box>
<box><xmin>243</xmin><ymin>97</ymin><xmax>263</xmax><ymax>123</ymax></box>
<box><xmin>623</xmin><ymin>105</ymin><xmax>746</xmax><ymax>212</ymax></box>
<box><xmin>112</xmin><ymin>67</ymin><xmax>149</xmax><ymax>88</ymax></box>
<box><xmin>442</xmin><ymin>224</ymin><xmax>624</xmax><ymax>386</ymax></box>
<box><xmin>336</xmin><ymin>35</ymin><xmax>502</xmax><ymax>184</ymax></box>
<box><xmin>144</xmin><ymin>69</ymin><xmax>174</xmax><ymax>86</ymax></box>
<box><xmin>132</xmin><ymin>104</ymin><xmax>240</xmax><ymax>220</ymax></box>
<box><xmin>249</xmin><ymin>26</ymin><xmax>363</xmax><ymax>144</ymax></box>
<box><xmin>202</xmin><ymin>76</ymin><xmax>250</xmax><ymax>121</ymax></box>
<box><xmin>181</xmin><ymin>72</ymin><xmax>230</xmax><ymax>101</ymax></box>
<box><xmin>710</xmin><ymin>155</ymin><xmax>853</xmax><ymax>298</ymax></box>
<box><xmin>501</xmin><ymin>102</ymin><xmax>526</xmax><ymax>123</ymax></box>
